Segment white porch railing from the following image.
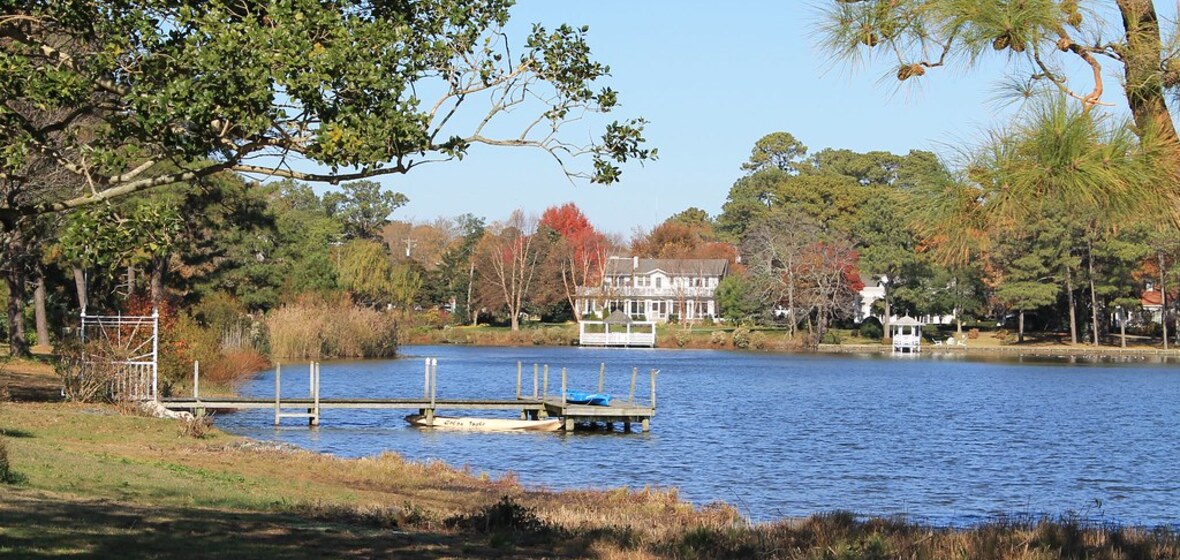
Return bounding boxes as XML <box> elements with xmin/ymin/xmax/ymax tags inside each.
<box><xmin>578</xmin><ymin>321</ymin><xmax>657</xmax><ymax>348</ymax></box>
<box><xmin>576</xmin><ymin>286</ymin><xmax>716</xmax><ymax>298</ymax></box>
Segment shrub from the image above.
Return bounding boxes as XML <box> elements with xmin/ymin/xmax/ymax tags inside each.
<box><xmin>731</xmin><ymin>327</ymin><xmax>751</xmax><ymax>349</ymax></box>
<box><xmin>749</xmin><ymin>331</ymin><xmax>768</xmax><ymax>350</ymax></box>
<box><xmin>445</xmin><ymin>496</ymin><xmax>555</xmax><ymax>539</ymax></box>
<box><xmin>0</xmin><ymin>437</ymin><xmax>20</xmax><ymax>484</ymax></box>
<box><xmin>821</xmin><ymin>330</ymin><xmax>843</xmax><ymax>344</ymax></box>
<box><xmin>180</xmin><ymin>414</ymin><xmax>214</xmax><ymax>438</ymax></box>
<box><xmin>709</xmin><ymin>330</ymin><xmax>728</xmax><ymax>346</ymax></box>
<box><xmin>967</xmin><ymin>328</ymin><xmax>980</xmax><ymax>340</ymax></box>
<box><xmin>858</xmin><ymin>319</ymin><xmax>883</xmax><ymax>340</ymax></box>
<box><xmin>55</xmin><ymin>339</ymin><xmax>139</xmax><ymax>403</ymax></box>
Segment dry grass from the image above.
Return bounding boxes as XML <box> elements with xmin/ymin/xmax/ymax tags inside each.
<box><xmin>266</xmin><ymin>299</ymin><xmax>398</xmax><ymax>359</ymax></box>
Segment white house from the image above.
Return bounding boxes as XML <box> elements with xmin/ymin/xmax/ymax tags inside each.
<box><xmin>855</xmin><ymin>274</ymin><xmax>886</xmax><ymax>323</ymax></box>
<box><xmin>854</xmin><ymin>274</ymin><xmax>955</xmax><ymax>326</ymax></box>
<box><xmin>576</xmin><ymin>256</ymin><xmax>729</xmax><ymax>323</ymax></box>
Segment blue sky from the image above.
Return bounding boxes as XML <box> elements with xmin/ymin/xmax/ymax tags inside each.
<box><xmin>353</xmin><ymin>1</ymin><xmax>1152</xmax><ymax>236</ymax></box>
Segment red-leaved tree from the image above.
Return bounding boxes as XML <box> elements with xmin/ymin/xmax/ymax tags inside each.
<box><xmin>539</xmin><ymin>203</ymin><xmax>610</xmax><ymax>322</ymax></box>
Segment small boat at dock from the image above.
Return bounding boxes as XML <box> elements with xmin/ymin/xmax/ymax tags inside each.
<box><xmin>404</xmin><ymin>414</ymin><xmax>562</xmax><ymax>432</ymax></box>
<box><xmin>565</xmin><ymin>390</ymin><xmax>611</xmax><ymax>406</ymax></box>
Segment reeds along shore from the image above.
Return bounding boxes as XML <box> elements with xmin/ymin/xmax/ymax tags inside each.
<box><xmin>0</xmin><ymin>400</ymin><xmax>1177</xmax><ymax>559</ymax></box>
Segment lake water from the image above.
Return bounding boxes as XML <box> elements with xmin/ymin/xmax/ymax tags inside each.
<box><xmin>217</xmin><ymin>345</ymin><xmax>1180</xmax><ymax>526</ymax></box>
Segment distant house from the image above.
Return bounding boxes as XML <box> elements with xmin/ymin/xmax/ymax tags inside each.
<box><xmin>853</xmin><ymin>274</ymin><xmax>955</xmax><ymax>326</ymax></box>
<box><xmin>575</xmin><ymin>256</ymin><xmax>729</xmax><ymax>323</ymax></box>
<box><xmin>1141</xmin><ymin>282</ymin><xmax>1167</xmax><ymax>323</ymax></box>
<box><xmin>855</xmin><ymin>274</ymin><xmax>886</xmax><ymax>323</ymax></box>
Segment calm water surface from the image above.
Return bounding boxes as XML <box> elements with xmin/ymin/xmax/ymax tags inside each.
<box><xmin>218</xmin><ymin>345</ymin><xmax>1180</xmax><ymax>526</ymax></box>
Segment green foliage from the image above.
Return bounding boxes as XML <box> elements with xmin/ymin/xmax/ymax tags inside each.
<box><xmin>1</xmin><ymin>0</ymin><xmax>653</xmax><ymax>223</ymax></box>
<box><xmin>858</xmin><ymin>319</ymin><xmax>884</xmax><ymax>340</ymax></box>
<box><xmin>715</xmin><ymin>275</ymin><xmax>760</xmax><ymax>323</ymax></box>
<box><xmin>742</xmin><ymin>131</ymin><xmax>808</xmax><ymax>174</ymax></box>
<box><xmin>323</xmin><ymin>181</ymin><xmax>408</xmax><ymax>240</ymax></box>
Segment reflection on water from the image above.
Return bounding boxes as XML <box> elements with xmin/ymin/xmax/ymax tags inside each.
<box><xmin>218</xmin><ymin>345</ymin><xmax>1180</xmax><ymax>526</ymax></box>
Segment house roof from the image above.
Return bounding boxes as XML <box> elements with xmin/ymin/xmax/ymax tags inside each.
<box><xmin>604</xmin><ymin>310</ymin><xmax>633</xmax><ymax>325</ymax></box>
<box><xmin>604</xmin><ymin>257</ymin><xmax>728</xmax><ymax>276</ymax></box>
<box><xmin>1142</xmin><ymin>289</ymin><xmax>1163</xmax><ymax>307</ymax></box>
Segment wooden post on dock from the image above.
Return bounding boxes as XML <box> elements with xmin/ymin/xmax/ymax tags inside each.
<box><xmin>429</xmin><ymin>358</ymin><xmax>437</xmax><ymax>414</ymax></box>
<box><xmin>424</xmin><ymin>358</ymin><xmax>431</xmax><ymax>399</ymax></box>
<box><xmin>193</xmin><ymin>361</ymin><xmax>200</xmax><ymax>400</ymax></box>
<box><xmin>532</xmin><ymin>364</ymin><xmax>539</xmax><ymax>399</ymax></box>
<box><xmin>542</xmin><ymin>365</ymin><xmax>549</xmax><ymax>399</ymax></box>
<box><xmin>650</xmin><ymin>369</ymin><xmax>658</xmax><ymax>410</ymax></box>
<box><xmin>628</xmin><ymin>367</ymin><xmax>638</xmax><ymax>403</ymax></box>
<box><xmin>310</xmin><ymin>362</ymin><xmax>320</xmax><ymax>426</ymax></box>
<box><xmin>561</xmin><ymin>367</ymin><xmax>567</xmax><ymax>403</ymax></box>
<box><xmin>598</xmin><ymin>363</ymin><xmax>605</xmax><ymax>393</ymax></box>
<box><xmin>273</xmin><ymin>363</ymin><xmax>281</xmax><ymax>426</ymax></box>
<box><xmin>516</xmin><ymin>361</ymin><xmax>522</xmax><ymax>399</ymax></box>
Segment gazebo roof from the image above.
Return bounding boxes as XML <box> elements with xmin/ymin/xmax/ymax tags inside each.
<box><xmin>604</xmin><ymin>310</ymin><xmax>633</xmax><ymax>325</ymax></box>
<box><xmin>892</xmin><ymin>316</ymin><xmax>924</xmax><ymax>327</ymax></box>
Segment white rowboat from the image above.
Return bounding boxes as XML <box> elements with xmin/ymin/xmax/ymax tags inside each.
<box><xmin>404</xmin><ymin>414</ymin><xmax>562</xmax><ymax>432</ymax></box>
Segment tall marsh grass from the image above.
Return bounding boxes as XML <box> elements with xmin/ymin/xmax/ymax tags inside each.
<box><xmin>266</xmin><ymin>299</ymin><xmax>398</xmax><ymax>359</ymax></box>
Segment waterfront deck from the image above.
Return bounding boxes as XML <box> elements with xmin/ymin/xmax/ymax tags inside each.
<box><xmin>159</xmin><ymin>360</ymin><xmax>657</xmax><ymax>432</ymax></box>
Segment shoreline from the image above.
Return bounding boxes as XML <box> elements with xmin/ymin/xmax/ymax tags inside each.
<box><xmin>817</xmin><ymin>343</ymin><xmax>1180</xmax><ymax>358</ymax></box>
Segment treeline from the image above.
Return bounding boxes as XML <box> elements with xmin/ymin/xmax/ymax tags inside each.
<box><xmin>0</xmin><ymin>176</ymin><xmax>420</xmax><ymax>389</ymax></box>
<box><xmin>709</xmin><ymin>128</ymin><xmax>1180</xmax><ymax>347</ymax></box>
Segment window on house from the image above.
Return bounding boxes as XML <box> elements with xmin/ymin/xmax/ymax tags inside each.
<box><xmin>655</xmin><ymin>277</ymin><xmax>662</xmax><ymax>288</ymax></box>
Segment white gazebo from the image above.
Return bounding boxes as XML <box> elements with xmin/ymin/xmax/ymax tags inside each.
<box><xmin>578</xmin><ymin>310</ymin><xmax>657</xmax><ymax>348</ymax></box>
<box><xmin>890</xmin><ymin>316</ymin><xmax>924</xmax><ymax>354</ymax></box>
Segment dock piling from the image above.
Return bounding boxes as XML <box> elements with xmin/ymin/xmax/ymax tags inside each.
<box><xmin>561</xmin><ymin>367</ymin><xmax>567</xmax><ymax>404</ymax></box>
<box><xmin>650</xmin><ymin>369</ymin><xmax>658</xmax><ymax>410</ymax></box>
<box><xmin>532</xmin><ymin>363</ymin><xmax>539</xmax><ymax>399</ymax></box>
<box><xmin>430</xmin><ymin>358</ymin><xmax>437</xmax><ymax>411</ymax></box>
<box><xmin>310</xmin><ymin>362</ymin><xmax>320</xmax><ymax>426</ymax></box>
<box><xmin>273</xmin><ymin>363</ymin><xmax>281</xmax><ymax>426</ymax></box>
<box><xmin>598</xmin><ymin>363</ymin><xmax>605</xmax><ymax>393</ymax></box>
<box><xmin>628</xmin><ymin>367</ymin><xmax>637</xmax><ymax>403</ymax></box>
<box><xmin>516</xmin><ymin>361</ymin><xmax>522</xmax><ymax>399</ymax></box>
<box><xmin>542</xmin><ymin>364</ymin><xmax>549</xmax><ymax>398</ymax></box>
<box><xmin>193</xmin><ymin>361</ymin><xmax>200</xmax><ymax>400</ymax></box>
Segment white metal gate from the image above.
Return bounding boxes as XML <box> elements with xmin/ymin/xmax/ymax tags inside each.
<box><xmin>80</xmin><ymin>308</ymin><xmax>159</xmax><ymax>400</ymax></box>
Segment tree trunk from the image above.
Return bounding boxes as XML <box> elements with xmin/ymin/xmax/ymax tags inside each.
<box><xmin>126</xmin><ymin>265</ymin><xmax>135</xmax><ymax>297</ymax></box>
<box><xmin>1065</xmin><ymin>264</ymin><xmax>1078</xmax><ymax>345</ymax></box>
<box><xmin>1088</xmin><ymin>239</ymin><xmax>1100</xmax><ymax>347</ymax></box>
<box><xmin>2</xmin><ymin>223</ymin><xmax>29</xmax><ymax>358</ymax></box>
<box><xmin>1116</xmin><ymin>1</ymin><xmax>1179</xmax><ymax>141</ymax></box>
<box><xmin>466</xmin><ymin>259</ymin><xmax>476</xmax><ymax>326</ymax></box>
<box><xmin>33</xmin><ymin>274</ymin><xmax>49</xmax><ymax>348</ymax></box>
<box><xmin>1018</xmin><ymin>310</ymin><xmax>1025</xmax><ymax>344</ymax></box>
<box><xmin>1120</xmin><ymin>308</ymin><xmax>1127</xmax><ymax>348</ymax></box>
<box><xmin>4</xmin><ymin>271</ymin><xmax>28</xmax><ymax>358</ymax></box>
<box><xmin>73</xmin><ymin>267</ymin><xmax>88</xmax><ymax>312</ymax></box>
<box><xmin>882</xmin><ymin>294</ymin><xmax>892</xmax><ymax>343</ymax></box>
<box><xmin>150</xmin><ymin>254</ymin><xmax>168</xmax><ymax>305</ymax></box>
<box><xmin>1160</xmin><ymin>252</ymin><xmax>1168</xmax><ymax>350</ymax></box>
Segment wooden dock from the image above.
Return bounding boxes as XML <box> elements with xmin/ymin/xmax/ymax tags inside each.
<box><xmin>159</xmin><ymin>359</ymin><xmax>658</xmax><ymax>432</ymax></box>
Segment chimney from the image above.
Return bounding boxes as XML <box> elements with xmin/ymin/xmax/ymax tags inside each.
<box><xmin>632</xmin><ymin>256</ymin><xmax>639</xmax><ymax>269</ymax></box>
